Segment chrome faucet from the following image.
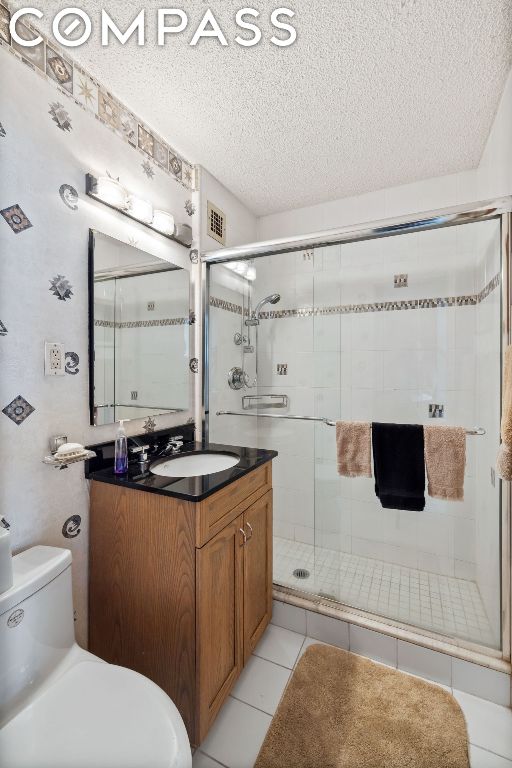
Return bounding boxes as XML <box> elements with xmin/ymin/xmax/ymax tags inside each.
<box><xmin>167</xmin><ymin>435</ymin><xmax>184</xmax><ymax>454</ymax></box>
<box><xmin>128</xmin><ymin>443</ymin><xmax>150</xmax><ymax>472</ymax></box>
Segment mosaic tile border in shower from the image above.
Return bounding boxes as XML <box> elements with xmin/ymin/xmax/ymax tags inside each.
<box><xmin>94</xmin><ymin>317</ymin><xmax>190</xmax><ymax>329</ymax></box>
<box><xmin>210</xmin><ymin>273</ymin><xmax>500</xmax><ymax>319</ymax></box>
<box><xmin>0</xmin><ymin>2</ymin><xmax>195</xmax><ymax>191</ymax></box>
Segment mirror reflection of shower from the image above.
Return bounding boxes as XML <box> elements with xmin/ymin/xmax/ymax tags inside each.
<box><xmin>233</xmin><ymin>291</ymin><xmax>281</xmax><ymax>390</ymax></box>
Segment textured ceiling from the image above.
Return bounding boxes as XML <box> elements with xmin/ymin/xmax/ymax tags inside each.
<box><xmin>17</xmin><ymin>1</ymin><xmax>512</xmax><ymax>216</ymax></box>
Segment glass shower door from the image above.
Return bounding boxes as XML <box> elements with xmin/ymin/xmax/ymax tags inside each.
<box><xmin>312</xmin><ymin>219</ymin><xmax>502</xmax><ymax>649</ymax></box>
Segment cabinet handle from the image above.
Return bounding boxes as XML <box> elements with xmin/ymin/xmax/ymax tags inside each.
<box><xmin>245</xmin><ymin>522</ymin><xmax>253</xmax><ymax>541</ymax></box>
<box><xmin>239</xmin><ymin>527</ymin><xmax>247</xmax><ymax>546</ymax></box>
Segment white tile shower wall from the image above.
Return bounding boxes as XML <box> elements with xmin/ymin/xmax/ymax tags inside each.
<box><xmin>242</xmin><ymin>219</ymin><xmax>503</xmax><ymax>580</ymax></box>
<box><xmin>0</xmin><ymin>46</ymin><xmax>199</xmax><ymax>645</ymax></box>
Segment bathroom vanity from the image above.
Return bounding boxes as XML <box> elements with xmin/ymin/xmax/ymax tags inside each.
<box><xmin>86</xmin><ymin>431</ymin><xmax>276</xmax><ymax>746</ymax></box>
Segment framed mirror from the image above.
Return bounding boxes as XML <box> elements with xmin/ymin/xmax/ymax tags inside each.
<box><xmin>88</xmin><ymin>230</ymin><xmax>190</xmax><ymax>426</ymax></box>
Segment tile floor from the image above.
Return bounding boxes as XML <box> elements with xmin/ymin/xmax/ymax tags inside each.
<box><xmin>273</xmin><ymin>537</ymin><xmax>496</xmax><ymax>648</ymax></box>
<box><xmin>193</xmin><ymin>623</ymin><xmax>512</xmax><ymax>768</ymax></box>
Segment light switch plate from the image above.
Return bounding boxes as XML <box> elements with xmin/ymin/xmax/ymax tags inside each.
<box><xmin>45</xmin><ymin>342</ymin><xmax>65</xmax><ymax>376</ymax></box>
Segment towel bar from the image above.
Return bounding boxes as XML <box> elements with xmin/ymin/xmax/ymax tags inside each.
<box><xmin>215</xmin><ymin>411</ymin><xmax>486</xmax><ymax>435</ymax></box>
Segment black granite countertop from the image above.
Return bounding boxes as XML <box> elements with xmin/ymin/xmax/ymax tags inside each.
<box><xmin>85</xmin><ymin>436</ymin><xmax>277</xmax><ymax>502</ymax></box>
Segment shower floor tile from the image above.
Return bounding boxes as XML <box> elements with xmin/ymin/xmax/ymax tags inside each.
<box><xmin>273</xmin><ymin>537</ymin><xmax>497</xmax><ymax>648</ymax></box>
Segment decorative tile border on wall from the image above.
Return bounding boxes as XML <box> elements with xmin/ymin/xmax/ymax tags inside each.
<box><xmin>0</xmin><ymin>2</ymin><xmax>195</xmax><ymax>191</ymax></box>
<box><xmin>210</xmin><ymin>273</ymin><xmax>500</xmax><ymax>319</ymax></box>
<box><xmin>94</xmin><ymin>317</ymin><xmax>190</xmax><ymax>329</ymax></box>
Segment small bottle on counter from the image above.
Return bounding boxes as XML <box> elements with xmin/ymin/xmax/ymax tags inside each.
<box><xmin>0</xmin><ymin>517</ymin><xmax>13</xmax><ymax>594</ymax></box>
<box><xmin>114</xmin><ymin>420</ymin><xmax>128</xmax><ymax>475</ymax></box>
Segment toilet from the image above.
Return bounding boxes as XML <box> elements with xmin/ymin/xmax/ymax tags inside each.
<box><xmin>0</xmin><ymin>546</ymin><xmax>192</xmax><ymax>768</ymax></box>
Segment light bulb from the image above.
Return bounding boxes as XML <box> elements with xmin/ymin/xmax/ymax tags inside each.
<box><xmin>95</xmin><ymin>176</ymin><xmax>127</xmax><ymax>208</ymax></box>
<box><xmin>152</xmin><ymin>209</ymin><xmax>175</xmax><ymax>235</ymax></box>
<box><xmin>127</xmin><ymin>194</ymin><xmax>153</xmax><ymax>224</ymax></box>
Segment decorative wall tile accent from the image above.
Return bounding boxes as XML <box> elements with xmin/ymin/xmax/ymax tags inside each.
<box><xmin>184</xmin><ymin>200</ymin><xmax>195</xmax><ymax>217</ymax></box>
<box><xmin>0</xmin><ymin>3</ymin><xmax>196</xmax><ymax>191</ymax></box>
<box><xmin>46</xmin><ymin>47</ymin><xmax>73</xmax><ymax>93</ymax></box>
<box><xmin>98</xmin><ymin>91</ymin><xmax>118</xmax><ymax>129</ymax></box>
<box><xmin>477</xmin><ymin>273</ymin><xmax>501</xmax><ymax>303</ymax></box>
<box><xmin>0</xmin><ymin>320</ymin><xmax>7</xmax><ymax>336</ymax></box>
<box><xmin>143</xmin><ymin>416</ymin><xmax>156</xmax><ymax>433</ymax></box>
<box><xmin>394</xmin><ymin>273</ymin><xmax>408</xmax><ymax>288</ymax></box>
<box><xmin>2</xmin><ymin>395</ymin><xmax>35</xmax><ymax>425</ymax></box>
<box><xmin>64</xmin><ymin>351</ymin><xmax>79</xmax><ymax>375</ymax></box>
<box><xmin>62</xmin><ymin>515</ymin><xmax>81</xmax><ymax>539</ymax></box>
<box><xmin>49</xmin><ymin>102</ymin><xmax>72</xmax><ymax>132</ymax></box>
<box><xmin>153</xmin><ymin>139</ymin><xmax>168</xmax><ymax>169</ymax></box>
<box><xmin>119</xmin><ymin>109</ymin><xmax>137</xmax><ymax>145</ymax></box>
<box><xmin>138</xmin><ymin>125</ymin><xmax>154</xmax><ymax>157</ymax></box>
<box><xmin>169</xmin><ymin>154</ymin><xmax>182</xmax><ymax>179</ymax></box>
<box><xmin>189</xmin><ymin>357</ymin><xmax>199</xmax><ymax>373</ymax></box>
<box><xmin>59</xmin><ymin>184</ymin><xmax>78</xmax><ymax>210</ymax></box>
<box><xmin>277</xmin><ymin>363</ymin><xmax>288</xmax><ymax>375</ymax></box>
<box><xmin>0</xmin><ymin>3</ymin><xmax>10</xmax><ymax>44</ymax></box>
<box><xmin>1</xmin><ymin>204</ymin><xmax>32</xmax><ymax>233</ymax></box>
<box><xmin>189</xmin><ymin>249</ymin><xmax>199</xmax><ymax>264</ymax></box>
<box><xmin>73</xmin><ymin>71</ymin><xmax>97</xmax><ymax>112</ymax></box>
<box><xmin>209</xmin><ymin>272</ymin><xmax>500</xmax><ymax>320</ymax></box>
<box><xmin>49</xmin><ymin>275</ymin><xmax>73</xmax><ymax>301</ymax></box>
<box><xmin>182</xmin><ymin>164</ymin><xmax>194</xmax><ymax>187</ymax></box>
<box><xmin>210</xmin><ymin>296</ymin><xmax>243</xmax><ymax>315</ymax></box>
<box><xmin>141</xmin><ymin>159</ymin><xmax>155</xmax><ymax>179</ymax></box>
<box><xmin>0</xmin><ymin>122</ymin><xmax>5</xmax><ymax>137</ymax></box>
<box><xmin>94</xmin><ymin>317</ymin><xmax>189</xmax><ymax>329</ymax></box>
<box><xmin>189</xmin><ymin>310</ymin><xmax>196</xmax><ymax>325</ymax></box>
<box><xmin>11</xmin><ymin>21</ymin><xmax>44</xmax><ymax>70</ymax></box>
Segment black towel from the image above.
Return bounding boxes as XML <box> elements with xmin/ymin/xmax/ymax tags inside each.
<box><xmin>372</xmin><ymin>423</ymin><xmax>425</xmax><ymax>511</ymax></box>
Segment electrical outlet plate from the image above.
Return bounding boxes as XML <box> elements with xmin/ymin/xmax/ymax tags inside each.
<box><xmin>45</xmin><ymin>342</ymin><xmax>65</xmax><ymax>376</ymax></box>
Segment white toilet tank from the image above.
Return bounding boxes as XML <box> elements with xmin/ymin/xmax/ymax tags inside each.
<box><xmin>0</xmin><ymin>546</ymin><xmax>75</xmax><ymax>725</ymax></box>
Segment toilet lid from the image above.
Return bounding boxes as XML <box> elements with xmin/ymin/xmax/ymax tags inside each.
<box><xmin>0</xmin><ymin>661</ymin><xmax>189</xmax><ymax>768</ymax></box>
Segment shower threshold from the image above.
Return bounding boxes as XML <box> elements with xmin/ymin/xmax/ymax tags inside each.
<box><xmin>273</xmin><ymin>537</ymin><xmax>497</xmax><ymax>650</ymax></box>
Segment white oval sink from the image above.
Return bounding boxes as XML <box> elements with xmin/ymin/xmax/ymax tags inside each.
<box><xmin>150</xmin><ymin>452</ymin><xmax>240</xmax><ymax>478</ymax></box>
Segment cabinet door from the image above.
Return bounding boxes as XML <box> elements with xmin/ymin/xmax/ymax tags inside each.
<box><xmin>196</xmin><ymin>513</ymin><xmax>244</xmax><ymax>742</ymax></box>
<box><xmin>243</xmin><ymin>490</ymin><xmax>273</xmax><ymax>663</ymax></box>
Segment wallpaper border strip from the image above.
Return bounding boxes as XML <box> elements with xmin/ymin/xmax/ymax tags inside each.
<box><xmin>0</xmin><ymin>2</ymin><xmax>195</xmax><ymax>191</ymax></box>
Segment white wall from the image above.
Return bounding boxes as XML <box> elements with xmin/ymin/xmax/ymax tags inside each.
<box><xmin>199</xmin><ymin>167</ymin><xmax>257</xmax><ymax>251</ymax></box>
<box><xmin>0</xmin><ymin>45</ymin><xmax>198</xmax><ymax>645</ymax></box>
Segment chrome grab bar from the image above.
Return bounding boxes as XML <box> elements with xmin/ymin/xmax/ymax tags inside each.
<box><xmin>215</xmin><ymin>410</ymin><xmax>485</xmax><ymax>435</ymax></box>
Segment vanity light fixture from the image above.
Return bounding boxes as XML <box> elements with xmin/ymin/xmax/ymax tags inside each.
<box><xmin>127</xmin><ymin>194</ymin><xmax>153</xmax><ymax>224</ymax></box>
<box><xmin>152</xmin><ymin>209</ymin><xmax>175</xmax><ymax>236</ymax></box>
<box><xmin>95</xmin><ymin>176</ymin><xmax>128</xmax><ymax>209</ymax></box>
<box><xmin>85</xmin><ymin>174</ymin><xmax>192</xmax><ymax>247</ymax></box>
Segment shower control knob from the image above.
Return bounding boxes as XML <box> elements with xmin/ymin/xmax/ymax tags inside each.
<box><xmin>228</xmin><ymin>366</ymin><xmax>246</xmax><ymax>390</ymax></box>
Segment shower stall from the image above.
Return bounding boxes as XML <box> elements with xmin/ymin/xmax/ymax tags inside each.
<box><xmin>203</xmin><ymin>198</ymin><xmax>512</xmax><ymax>661</ymax></box>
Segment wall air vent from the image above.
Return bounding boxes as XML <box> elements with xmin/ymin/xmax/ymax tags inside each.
<box><xmin>207</xmin><ymin>201</ymin><xmax>226</xmax><ymax>245</ymax></box>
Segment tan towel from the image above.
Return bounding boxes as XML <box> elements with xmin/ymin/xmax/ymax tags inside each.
<box><xmin>336</xmin><ymin>421</ymin><xmax>372</xmax><ymax>478</ymax></box>
<box><xmin>497</xmin><ymin>345</ymin><xmax>512</xmax><ymax>480</ymax></box>
<box><xmin>424</xmin><ymin>425</ymin><xmax>466</xmax><ymax>500</ymax></box>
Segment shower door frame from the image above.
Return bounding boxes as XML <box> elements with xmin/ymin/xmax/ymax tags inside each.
<box><xmin>201</xmin><ymin>197</ymin><xmax>512</xmax><ymax>665</ymax></box>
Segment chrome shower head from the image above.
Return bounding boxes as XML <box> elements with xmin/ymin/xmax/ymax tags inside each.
<box><xmin>246</xmin><ymin>293</ymin><xmax>281</xmax><ymax>325</ymax></box>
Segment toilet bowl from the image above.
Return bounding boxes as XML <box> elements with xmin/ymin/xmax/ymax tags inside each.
<box><xmin>0</xmin><ymin>546</ymin><xmax>192</xmax><ymax>768</ymax></box>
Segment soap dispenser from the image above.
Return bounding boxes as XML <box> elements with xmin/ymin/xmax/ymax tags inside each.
<box><xmin>114</xmin><ymin>420</ymin><xmax>128</xmax><ymax>474</ymax></box>
<box><xmin>0</xmin><ymin>517</ymin><xmax>13</xmax><ymax>594</ymax></box>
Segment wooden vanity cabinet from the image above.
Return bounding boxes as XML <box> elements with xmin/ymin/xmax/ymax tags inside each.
<box><xmin>89</xmin><ymin>462</ymin><xmax>273</xmax><ymax>746</ymax></box>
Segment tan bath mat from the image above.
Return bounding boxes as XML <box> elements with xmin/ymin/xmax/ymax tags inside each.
<box><xmin>255</xmin><ymin>644</ymin><xmax>469</xmax><ymax>768</ymax></box>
